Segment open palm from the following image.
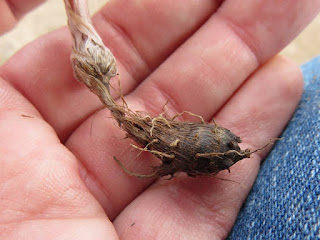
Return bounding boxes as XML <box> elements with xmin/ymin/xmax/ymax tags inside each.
<box><xmin>1</xmin><ymin>1</ymin><xmax>319</xmax><ymax>239</ymax></box>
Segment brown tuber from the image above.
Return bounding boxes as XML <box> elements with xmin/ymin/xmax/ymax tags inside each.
<box><xmin>63</xmin><ymin>0</ymin><xmax>264</xmax><ymax>179</ymax></box>
<box><xmin>114</xmin><ymin>119</ymin><xmax>252</xmax><ymax>178</ymax></box>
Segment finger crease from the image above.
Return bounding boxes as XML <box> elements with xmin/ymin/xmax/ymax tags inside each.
<box><xmin>215</xmin><ymin>12</ymin><xmax>261</xmax><ymax>66</ymax></box>
<box><xmin>142</xmin><ymin>81</ymin><xmax>184</xmax><ymax>118</ymax></box>
<box><xmin>96</xmin><ymin>11</ymin><xmax>152</xmax><ymax>85</ymax></box>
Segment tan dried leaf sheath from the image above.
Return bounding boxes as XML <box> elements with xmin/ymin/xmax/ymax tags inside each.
<box><xmin>63</xmin><ymin>0</ymin><xmax>255</xmax><ymax>179</ymax></box>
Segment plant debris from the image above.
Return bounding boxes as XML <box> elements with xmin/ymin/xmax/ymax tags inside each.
<box><xmin>63</xmin><ymin>0</ymin><xmax>267</xmax><ymax>179</ymax></box>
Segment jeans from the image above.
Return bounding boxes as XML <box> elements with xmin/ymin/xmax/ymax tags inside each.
<box><xmin>228</xmin><ymin>56</ymin><xmax>320</xmax><ymax>240</ymax></box>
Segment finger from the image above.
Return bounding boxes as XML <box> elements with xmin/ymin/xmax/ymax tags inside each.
<box><xmin>1</xmin><ymin>0</ymin><xmax>221</xmax><ymax>141</ymax></box>
<box><xmin>0</xmin><ymin>0</ymin><xmax>45</xmax><ymax>34</ymax></box>
<box><xmin>0</xmin><ymin>1</ymin><xmax>16</xmax><ymax>34</ymax></box>
<box><xmin>6</xmin><ymin>0</ymin><xmax>45</xmax><ymax>18</ymax></box>
<box><xmin>113</xmin><ymin>56</ymin><xmax>303</xmax><ymax>239</ymax></box>
<box><xmin>0</xmin><ymin>78</ymin><xmax>117</xmax><ymax>239</ymax></box>
<box><xmin>96</xmin><ymin>0</ymin><xmax>222</xmax><ymax>68</ymax></box>
<box><xmin>131</xmin><ymin>0</ymin><xmax>320</xmax><ymax>121</ymax></box>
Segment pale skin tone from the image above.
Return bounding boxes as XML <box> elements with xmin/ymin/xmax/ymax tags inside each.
<box><xmin>1</xmin><ymin>0</ymin><xmax>319</xmax><ymax>239</ymax></box>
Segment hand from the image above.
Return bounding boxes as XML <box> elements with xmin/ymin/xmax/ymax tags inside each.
<box><xmin>1</xmin><ymin>1</ymin><xmax>319</xmax><ymax>239</ymax></box>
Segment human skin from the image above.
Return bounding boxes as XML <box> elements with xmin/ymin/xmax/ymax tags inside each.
<box><xmin>0</xmin><ymin>0</ymin><xmax>319</xmax><ymax>239</ymax></box>
<box><xmin>0</xmin><ymin>0</ymin><xmax>45</xmax><ymax>34</ymax></box>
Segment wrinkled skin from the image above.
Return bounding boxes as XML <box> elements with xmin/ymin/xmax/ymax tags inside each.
<box><xmin>0</xmin><ymin>0</ymin><xmax>319</xmax><ymax>239</ymax></box>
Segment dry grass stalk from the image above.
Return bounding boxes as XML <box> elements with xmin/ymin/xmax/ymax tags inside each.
<box><xmin>63</xmin><ymin>0</ymin><xmax>265</xmax><ymax>179</ymax></box>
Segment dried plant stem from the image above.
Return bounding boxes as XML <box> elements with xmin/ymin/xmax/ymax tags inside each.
<box><xmin>64</xmin><ymin>0</ymin><xmax>154</xmax><ymax>140</ymax></box>
<box><xmin>64</xmin><ymin>0</ymin><xmax>118</xmax><ymax>107</ymax></box>
<box><xmin>63</xmin><ymin>0</ymin><xmax>269</xmax><ymax>179</ymax></box>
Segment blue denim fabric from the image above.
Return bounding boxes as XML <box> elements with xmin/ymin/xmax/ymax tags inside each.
<box><xmin>228</xmin><ymin>56</ymin><xmax>320</xmax><ymax>240</ymax></box>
